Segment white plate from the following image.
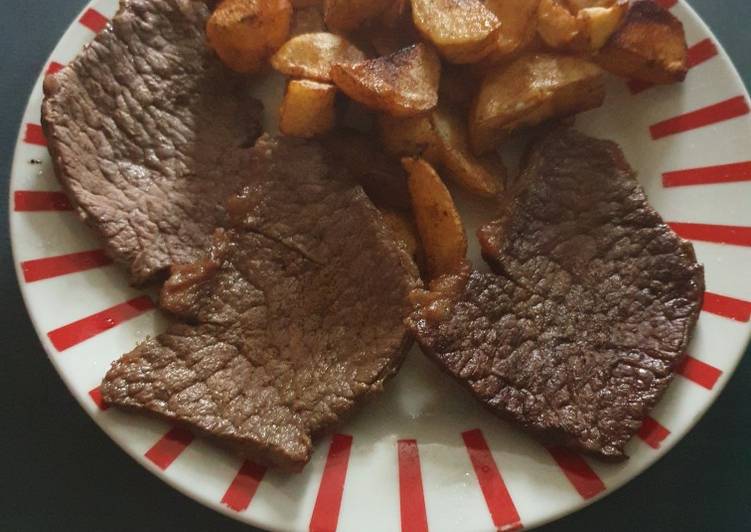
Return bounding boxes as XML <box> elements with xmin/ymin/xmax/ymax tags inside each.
<box><xmin>9</xmin><ymin>1</ymin><xmax>751</xmax><ymax>531</ymax></box>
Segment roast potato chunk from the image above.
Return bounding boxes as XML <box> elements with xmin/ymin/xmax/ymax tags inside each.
<box><xmin>279</xmin><ymin>79</ymin><xmax>337</xmax><ymax>137</ymax></box>
<box><xmin>483</xmin><ymin>0</ymin><xmax>540</xmax><ymax>62</ymax></box>
<box><xmin>290</xmin><ymin>5</ymin><xmax>326</xmax><ymax>36</ymax></box>
<box><xmin>431</xmin><ymin>106</ymin><xmax>505</xmax><ymax>197</ymax></box>
<box><xmin>207</xmin><ymin>0</ymin><xmax>292</xmax><ymax>73</ymax></box>
<box><xmin>331</xmin><ymin>43</ymin><xmax>441</xmax><ymax>117</ymax></box>
<box><xmin>469</xmin><ymin>53</ymin><xmax>605</xmax><ymax>153</ymax></box>
<box><xmin>323</xmin><ymin>0</ymin><xmax>392</xmax><ymax>32</ymax></box>
<box><xmin>577</xmin><ymin>1</ymin><xmax>627</xmax><ymax>51</ymax></box>
<box><xmin>537</xmin><ymin>0</ymin><xmax>581</xmax><ymax>49</ymax></box>
<box><xmin>271</xmin><ymin>32</ymin><xmax>365</xmax><ymax>81</ymax></box>
<box><xmin>378</xmin><ymin>114</ymin><xmax>442</xmax><ymax>164</ymax></box>
<box><xmin>594</xmin><ymin>0</ymin><xmax>687</xmax><ymax>84</ymax></box>
<box><xmin>403</xmin><ymin>158</ymin><xmax>467</xmax><ymax>279</ymax></box>
<box><xmin>411</xmin><ymin>0</ymin><xmax>501</xmax><ymax>63</ymax></box>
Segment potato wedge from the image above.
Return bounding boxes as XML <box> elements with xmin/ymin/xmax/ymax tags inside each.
<box><xmin>403</xmin><ymin>157</ymin><xmax>467</xmax><ymax>279</ymax></box>
<box><xmin>483</xmin><ymin>0</ymin><xmax>540</xmax><ymax>62</ymax></box>
<box><xmin>469</xmin><ymin>53</ymin><xmax>605</xmax><ymax>153</ymax></box>
<box><xmin>378</xmin><ymin>114</ymin><xmax>442</xmax><ymax>164</ymax></box>
<box><xmin>431</xmin><ymin>106</ymin><xmax>504</xmax><ymax>197</ymax></box>
<box><xmin>279</xmin><ymin>79</ymin><xmax>337</xmax><ymax>137</ymax></box>
<box><xmin>323</xmin><ymin>0</ymin><xmax>392</xmax><ymax>33</ymax></box>
<box><xmin>594</xmin><ymin>0</ymin><xmax>687</xmax><ymax>84</ymax></box>
<box><xmin>577</xmin><ymin>1</ymin><xmax>627</xmax><ymax>51</ymax></box>
<box><xmin>271</xmin><ymin>32</ymin><xmax>365</xmax><ymax>81</ymax></box>
<box><xmin>411</xmin><ymin>0</ymin><xmax>500</xmax><ymax>63</ymax></box>
<box><xmin>290</xmin><ymin>5</ymin><xmax>326</xmax><ymax>36</ymax></box>
<box><xmin>331</xmin><ymin>43</ymin><xmax>440</xmax><ymax>117</ymax></box>
<box><xmin>207</xmin><ymin>0</ymin><xmax>292</xmax><ymax>73</ymax></box>
<box><xmin>537</xmin><ymin>0</ymin><xmax>581</xmax><ymax>49</ymax></box>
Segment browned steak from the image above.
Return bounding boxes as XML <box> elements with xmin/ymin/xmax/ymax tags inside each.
<box><xmin>407</xmin><ymin>129</ymin><xmax>704</xmax><ymax>459</ymax></box>
<box><xmin>101</xmin><ymin>136</ymin><xmax>420</xmax><ymax>471</ymax></box>
<box><xmin>42</xmin><ymin>0</ymin><xmax>263</xmax><ymax>284</ymax></box>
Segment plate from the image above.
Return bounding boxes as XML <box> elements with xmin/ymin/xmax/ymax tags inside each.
<box><xmin>9</xmin><ymin>1</ymin><xmax>751</xmax><ymax>530</ymax></box>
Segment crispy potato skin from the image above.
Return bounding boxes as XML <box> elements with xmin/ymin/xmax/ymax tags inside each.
<box><xmin>594</xmin><ymin>0</ymin><xmax>687</xmax><ymax>84</ymax></box>
<box><xmin>207</xmin><ymin>0</ymin><xmax>293</xmax><ymax>73</ymax></box>
<box><xmin>403</xmin><ymin>157</ymin><xmax>467</xmax><ymax>279</ymax></box>
<box><xmin>271</xmin><ymin>32</ymin><xmax>365</xmax><ymax>81</ymax></box>
<box><xmin>279</xmin><ymin>79</ymin><xmax>337</xmax><ymax>137</ymax></box>
<box><xmin>331</xmin><ymin>43</ymin><xmax>441</xmax><ymax>117</ymax></box>
<box><xmin>323</xmin><ymin>0</ymin><xmax>392</xmax><ymax>33</ymax></box>
<box><xmin>410</xmin><ymin>0</ymin><xmax>501</xmax><ymax>64</ymax></box>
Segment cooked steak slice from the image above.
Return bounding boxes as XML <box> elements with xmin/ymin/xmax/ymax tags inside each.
<box><xmin>41</xmin><ymin>0</ymin><xmax>263</xmax><ymax>284</ymax></box>
<box><xmin>101</xmin><ymin>136</ymin><xmax>420</xmax><ymax>471</ymax></box>
<box><xmin>407</xmin><ymin>129</ymin><xmax>704</xmax><ymax>459</ymax></box>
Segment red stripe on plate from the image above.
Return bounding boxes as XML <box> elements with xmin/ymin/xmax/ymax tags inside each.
<box><xmin>46</xmin><ymin>61</ymin><xmax>65</xmax><ymax>75</ymax></box>
<box><xmin>676</xmin><ymin>355</ymin><xmax>723</xmax><ymax>390</ymax></box>
<box><xmin>79</xmin><ymin>8</ymin><xmax>109</xmax><ymax>33</ymax></box>
<box><xmin>88</xmin><ymin>387</ymin><xmax>108</xmax><ymax>410</ymax></box>
<box><xmin>47</xmin><ymin>295</ymin><xmax>155</xmax><ymax>351</ymax></box>
<box><xmin>653</xmin><ymin>0</ymin><xmax>677</xmax><ymax>8</ymax></box>
<box><xmin>637</xmin><ymin>417</ymin><xmax>670</xmax><ymax>449</ymax></box>
<box><xmin>221</xmin><ymin>461</ymin><xmax>266</xmax><ymax>512</ymax></box>
<box><xmin>398</xmin><ymin>440</ymin><xmax>429</xmax><ymax>532</ymax></box>
<box><xmin>24</xmin><ymin>124</ymin><xmax>47</xmax><ymax>146</ymax></box>
<box><xmin>702</xmin><ymin>292</ymin><xmax>751</xmax><ymax>322</ymax></box>
<box><xmin>462</xmin><ymin>429</ymin><xmax>521</xmax><ymax>532</ymax></box>
<box><xmin>629</xmin><ymin>39</ymin><xmax>718</xmax><ymax>93</ymax></box>
<box><xmin>663</xmin><ymin>161</ymin><xmax>751</xmax><ymax>187</ymax></box>
<box><xmin>650</xmin><ymin>96</ymin><xmax>750</xmax><ymax>139</ymax></box>
<box><xmin>309</xmin><ymin>434</ymin><xmax>353</xmax><ymax>532</ymax></box>
<box><xmin>144</xmin><ymin>427</ymin><xmax>194</xmax><ymax>470</ymax></box>
<box><xmin>22</xmin><ymin>249</ymin><xmax>113</xmax><ymax>282</ymax></box>
<box><xmin>14</xmin><ymin>191</ymin><xmax>72</xmax><ymax>211</ymax></box>
<box><xmin>547</xmin><ymin>446</ymin><xmax>606</xmax><ymax>500</ymax></box>
<box><xmin>668</xmin><ymin>222</ymin><xmax>751</xmax><ymax>246</ymax></box>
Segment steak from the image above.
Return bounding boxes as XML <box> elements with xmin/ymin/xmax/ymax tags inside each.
<box><xmin>42</xmin><ymin>0</ymin><xmax>263</xmax><ymax>284</ymax></box>
<box><xmin>101</xmin><ymin>136</ymin><xmax>420</xmax><ymax>471</ymax></box>
<box><xmin>407</xmin><ymin>129</ymin><xmax>704</xmax><ymax>459</ymax></box>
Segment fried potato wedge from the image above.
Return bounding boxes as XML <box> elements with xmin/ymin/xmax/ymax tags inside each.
<box><xmin>537</xmin><ymin>0</ymin><xmax>581</xmax><ymax>49</ymax></box>
<box><xmin>323</xmin><ymin>0</ymin><xmax>392</xmax><ymax>33</ymax></box>
<box><xmin>403</xmin><ymin>157</ymin><xmax>467</xmax><ymax>279</ymax></box>
<box><xmin>290</xmin><ymin>5</ymin><xmax>326</xmax><ymax>36</ymax></box>
<box><xmin>431</xmin><ymin>106</ymin><xmax>504</xmax><ymax>197</ymax></box>
<box><xmin>411</xmin><ymin>0</ymin><xmax>500</xmax><ymax>63</ymax></box>
<box><xmin>469</xmin><ymin>53</ymin><xmax>605</xmax><ymax>153</ymax></box>
<box><xmin>577</xmin><ymin>1</ymin><xmax>627</xmax><ymax>51</ymax></box>
<box><xmin>331</xmin><ymin>43</ymin><xmax>441</xmax><ymax>117</ymax></box>
<box><xmin>483</xmin><ymin>0</ymin><xmax>540</xmax><ymax>62</ymax></box>
<box><xmin>207</xmin><ymin>0</ymin><xmax>292</xmax><ymax>73</ymax></box>
<box><xmin>594</xmin><ymin>0</ymin><xmax>687</xmax><ymax>84</ymax></box>
<box><xmin>279</xmin><ymin>80</ymin><xmax>337</xmax><ymax>137</ymax></box>
<box><xmin>271</xmin><ymin>32</ymin><xmax>365</xmax><ymax>81</ymax></box>
<box><xmin>378</xmin><ymin>114</ymin><xmax>442</xmax><ymax>164</ymax></box>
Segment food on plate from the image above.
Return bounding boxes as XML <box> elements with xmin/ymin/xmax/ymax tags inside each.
<box><xmin>378</xmin><ymin>113</ymin><xmax>442</xmax><ymax>164</ymax></box>
<box><xmin>403</xmin><ymin>157</ymin><xmax>467</xmax><ymax>279</ymax></box>
<box><xmin>380</xmin><ymin>208</ymin><xmax>421</xmax><ymax>263</ymax></box>
<box><xmin>594</xmin><ymin>0</ymin><xmax>688</xmax><ymax>83</ymax></box>
<box><xmin>271</xmin><ymin>32</ymin><xmax>365</xmax><ymax>81</ymax></box>
<box><xmin>469</xmin><ymin>53</ymin><xmax>605</xmax><ymax>153</ymax></box>
<box><xmin>207</xmin><ymin>0</ymin><xmax>292</xmax><ymax>73</ymax></box>
<box><xmin>290</xmin><ymin>5</ymin><xmax>325</xmax><ymax>36</ymax></box>
<box><xmin>410</xmin><ymin>0</ymin><xmax>501</xmax><ymax>63</ymax></box>
<box><xmin>482</xmin><ymin>0</ymin><xmax>541</xmax><ymax>62</ymax></box>
<box><xmin>279</xmin><ymin>79</ymin><xmax>337</xmax><ymax>137</ymax></box>
<box><xmin>101</xmin><ymin>136</ymin><xmax>420</xmax><ymax>471</ymax></box>
<box><xmin>407</xmin><ymin>129</ymin><xmax>705</xmax><ymax>459</ymax></box>
<box><xmin>323</xmin><ymin>0</ymin><xmax>392</xmax><ymax>32</ymax></box>
<box><xmin>536</xmin><ymin>0</ymin><xmax>582</xmax><ymax>49</ymax></box>
<box><xmin>576</xmin><ymin>1</ymin><xmax>628</xmax><ymax>51</ymax></box>
<box><xmin>292</xmin><ymin>0</ymin><xmax>321</xmax><ymax>7</ymax></box>
<box><xmin>41</xmin><ymin>0</ymin><xmax>264</xmax><ymax>284</ymax></box>
<box><xmin>331</xmin><ymin>43</ymin><xmax>441</xmax><ymax>117</ymax></box>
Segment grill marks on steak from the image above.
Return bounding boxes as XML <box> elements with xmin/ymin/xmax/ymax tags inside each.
<box><xmin>41</xmin><ymin>0</ymin><xmax>263</xmax><ymax>284</ymax></box>
<box><xmin>101</xmin><ymin>137</ymin><xmax>420</xmax><ymax>471</ymax></box>
<box><xmin>407</xmin><ymin>129</ymin><xmax>704</xmax><ymax>459</ymax></box>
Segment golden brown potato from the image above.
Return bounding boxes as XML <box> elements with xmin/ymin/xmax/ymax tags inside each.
<box><xmin>594</xmin><ymin>0</ymin><xmax>687</xmax><ymax>84</ymax></box>
<box><xmin>469</xmin><ymin>53</ymin><xmax>605</xmax><ymax>153</ymax></box>
<box><xmin>323</xmin><ymin>0</ymin><xmax>392</xmax><ymax>33</ymax></box>
<box><xmin>411</xmin><ymin>0</ymin><xmax>500</xmax><ymax>63</ymax></box>
<box><xmin>564</xmin><ymin>0</ymin><xmax>617</xmax><ymax>12</ymax></box>
<box><xmin>430</xmin><ymin>106</ymin><xmax>504</xmax><ymax>197</ymax></box>
<box><xmin>279</xmin><ymin>79</ymin><xmax>337</xmax><ymax>137</ymax></box>
<box><xmin>292</xmin><ymin>0</ymin><xmax>321</xmax><ymax>7</ymax></box>
<box><xmin>290</xmin><ymin>5</ymin><xmax>326</xmax><ymax>36</ymax></box>
<box><xmin>207</xmin><ymin>0</ymin><xmax>293</xmax><ymax>73</ymax></box>
<box><xmin>380</xmin><ymin>208</ymin><xmax>421</xmax><ymax>261</ymax></box>
<box><xmin>271</xmin><ymin>32</ymin><xmax>365</xmax><ymax>81</ymax></box>
<box><xmin>577</xmin><ymin>1</ymin><xmax>627</xmax><ymax>51</ymax></box>
<box><xmin>537</xmin><ymin>0</ymin><xmax>581</xmax><ymax>49</ymax></box>
<box><xmin>483</xmin><ymin>0</ymin><xmax>540</xmax><ymax>62</ymax></box>
<box><xmin>378</xmin><ymin>114</ymin><xmax>442</xmax><ymax>164</ymax></box>
<box><xmin>331</xmin><ymin>43</ymin><xmax>441</xmax><ymax>117</ymax></box>
<box><xmin>403</xmin><ymin>157</ymin><xmax>467</xmax><ymax>279</ymax></box>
